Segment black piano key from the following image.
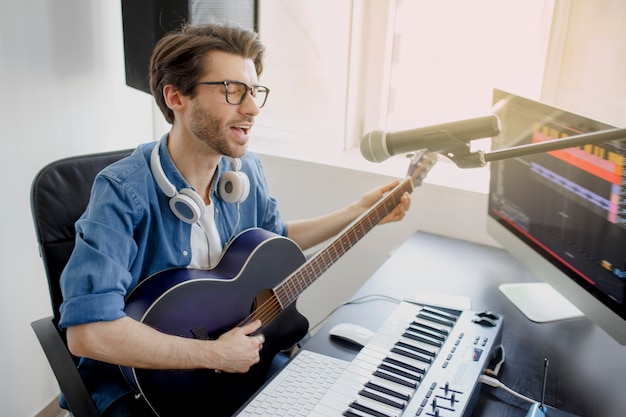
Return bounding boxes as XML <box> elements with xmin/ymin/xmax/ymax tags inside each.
<box><xmin>364</xmin><ymin>381</ymin><xmax>410</xmax><ymax>402</ymax></box>
<box><xmin>348</xmin><ymin>400</ymin><xmax>395</xmax><ymax>417</ymax></box>
<box><xmin>383</xmin><ymin>356</ymin><xmax>426</xmax><ymax>375</ymax></box>
<box><xmin>395</xmin><ymin>340</ymin><xmax>436</xmax><ymax>358</ymax></box>
<box><xmin>379</xmin><ymin>363</ymin><xmax>422</xmax><ymax>382</ymax></box>
<box><xmin>406</xmin><ymin>326</ymin><xmax>446</xmax><ymax>342</ymax></box>
<box><xmin>358</xmin><ymin>388</ymin><xmax>406</xmax><ymax>410</ymax></box>
<box><xmin>421</xmin><ymin>306</ymin><xmax>460</xmax><ymax>321</ymax></box>
<box><xmin>373</xmin><ymin>370</ymin><xmax>417</xmax><ymax>389</ymax></box>
<box><xmin>391</xmin><ymin>346</ymin><xmax>432</xmax><ymax>364</ymax></box>
<box><xmin>369</xmin><ymin>373</ymin><xmax>416</xmax><ymax>398</ymax></box>
<box><xmin>417</xmin><ymin>312</ymin><xmax>455</xmax><ymax>327</ymax></box>
<box><xmin>410</xmin><ymin>321</ymin><xmax>449</xmax><ymax>336</ymax></box>
<box><xmin>401</xmin><ymin>331</ymin><xmax>442</xmax><ymax>347</ymax></box>
<box><xmin>343</xmin><ymin>409</ymin><xmax>369</xmax><ymax>417</ymax></box>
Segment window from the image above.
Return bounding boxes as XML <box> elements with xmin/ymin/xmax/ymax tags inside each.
<box><xmin>543</xmin><ymin>0</ymin><xmax>626</xmax><ymax>127</ymax></box>
<box><xmin>387</xmin><ymin>0</ymin><xmax>553</xmax><ymax>131</ymax></box>
<box><xmin>256</xmin><ymin>0</ymin><xmax>354</xmax><ymax>150</ymax></box>
<box><xmin>256</xmin><ymin>1</ymin><xmax>553</xmax><ymax>160</ymax></box>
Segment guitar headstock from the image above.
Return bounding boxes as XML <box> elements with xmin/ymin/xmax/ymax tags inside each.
<box><xmin>406</xmin><ymin>150</ymin><xmax>437</xmax><ymax>188</ymax></box>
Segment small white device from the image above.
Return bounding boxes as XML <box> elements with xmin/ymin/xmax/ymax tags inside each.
<box><xmin>328</xmin><ymin>323</ymin><xmax>375</xmax><ymax>347</ymax></box>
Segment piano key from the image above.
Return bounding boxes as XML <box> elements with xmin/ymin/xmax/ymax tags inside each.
<box><xmin>385</xmin><ymin>335</ymin><xmax>440</xmax><ymax>359</ymax></box>
<box><xmin>358</xmin><ymin>388</ymin><xmax>406</xmax><ymax>410</ymax></box>
<box><xmin>373</xmin><ymin>369</ymin><xmax>417</xmax><ymax>389</ymax></box>
<box><xmin>356</xmin><ymin>349</ymin><xmax>428</xmax><ymax>378</ymax></box>
<box><xmin>335</xmin><ymin>373</ymin><xmax>412</xmax><ymax>410</ymax></box>
<box><xmin>407</xmin><ymin>325</ymin><xmax>446</xmax><ymax>342</ymax></box>
<box><xmin>347</xmin><ymin>400</ymin><xmax>397</xmax><ymax>417</ymax></box>
<box><xmin>378</xmin><ymin>363</ymin><xmax>422</xmax><ymax>383</ymax></box>
<box><xmin>383</xmin><ymin>356</ymin><xmax>426</xmax><ymax>375</ymax></box>
<box><xmin>413</xmin><ymin>317</ymin><xmax>454</xmax><ymax>331</ymax></box>
<box><xmin>401</xmin><ymin>331</ymin><xmax>443</xmax><ymax>347</ymax></box>
<box><xmin>364</xmin><ymin>381</ymin><xmax>410</xmax><ymax>401</ymax></box>
<box><xmin>406</xmin><ymin>320</ymin><xmax>447</xmax><ymax>334</ymax></box>
<box><xmin>390</xmin><ymin>346</ymin><xmax>432</xmax><ymax>364</ymax></box>
<box><xmin>395</xmin><ymin>340</ymin><xmax>437</xmax><ymax>358</ymax></box>
<box><xmin>369</xmin><ymin>373</ymin><xmax>417</xmax><ymax>397</ymax></box>
<box><xmin>418</xmin><ymin>311</ymin><xmax>456</xmax><ymax>327</ymax></box>
<box><xmin>343</xmin><ymin>409</ymin><xmax>371</xmax><ymax>417</ymax></box>
<box><xmin>313</xmin><ymin>389</ymin><xmax>358</xmax><ymax>414</ymax></box>
<box><xmin>410</xmin><ymin>320</ymin><xmax>450</xmax><ymax>336</ymax></box>
<box><xmin>344</xmin><ymin>368</ymin><xmax>415</xmax><ymax>399</ymax></box>
<box><xmin>421</xmin><ymin>306</ymin><xmax>459</xmax><ymax>322</ymax></box>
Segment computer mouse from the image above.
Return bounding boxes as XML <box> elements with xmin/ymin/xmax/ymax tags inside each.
<box><xmin>329</xmin><ymin>322</ymin><xmax>375</xmax><ymax>347</ymax></box>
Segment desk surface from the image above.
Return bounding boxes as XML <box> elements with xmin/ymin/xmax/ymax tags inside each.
<box><xmin>302</xmin><ymin>231</ymin><xmax>626</xmax><ymax>417</ymax></box>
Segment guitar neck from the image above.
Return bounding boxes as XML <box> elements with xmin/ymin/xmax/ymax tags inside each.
<box><xmin>274</xmin><ymin>177</ymin><xmax>415</xmax><ymax>307</ymax></box>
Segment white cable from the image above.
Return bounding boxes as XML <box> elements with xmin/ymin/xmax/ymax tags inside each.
<box><xmin>309</xmin><ymin>294</ymin><xmax>401</xmax><ymax>333</ymax></box>
<box><xmin>479</xmin><ymin>375</ymin><xmax>538</xmax><ymax>405</ymax></box>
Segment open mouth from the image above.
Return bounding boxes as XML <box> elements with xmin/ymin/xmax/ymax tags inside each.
<box><xmin>231</xmin><ymin>125</ymin><xmax>251</xmax><ymax>135</ymax></box>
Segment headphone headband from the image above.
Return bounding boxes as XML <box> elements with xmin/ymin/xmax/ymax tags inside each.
<box><xmin>149</xmin><ymin>140</ymin><xmax>250</xmax><ymax>223</ymax></box>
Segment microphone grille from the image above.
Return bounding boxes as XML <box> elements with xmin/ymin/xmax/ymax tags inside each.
<box><xmin>360</xmin><ymin>130</ymin><xmax>389</xmax><ymax>163</ymax></box>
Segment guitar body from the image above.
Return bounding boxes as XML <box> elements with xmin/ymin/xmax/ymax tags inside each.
<box><xmin>123</xmin><ymin>228</ymin><xmax>310</xmax><ymax>417</ymax></box>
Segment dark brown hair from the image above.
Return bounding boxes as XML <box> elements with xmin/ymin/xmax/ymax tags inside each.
<box><xmin>150</xmin><ymin>23</ymin><xmax>266</xmax><ymax>124</ymax></box>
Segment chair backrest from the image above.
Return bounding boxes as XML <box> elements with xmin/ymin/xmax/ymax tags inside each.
<box><xmin>31</xmin><ymin>149</ymin><xmax>133</xmax><ymax>325</ymax></box>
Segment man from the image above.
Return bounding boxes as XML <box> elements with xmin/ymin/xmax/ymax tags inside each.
<box><xmin>59</xmin><ymin>23</ymin><xmax>410</xmax><ymax>416</ymax></box>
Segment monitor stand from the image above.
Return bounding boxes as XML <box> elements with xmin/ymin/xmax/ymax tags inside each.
<box><xmin>499</xmin><ymin>282</ymin><xmax>584</xmax><ymax>323</ymax></box>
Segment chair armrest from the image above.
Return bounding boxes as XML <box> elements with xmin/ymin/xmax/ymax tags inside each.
<box><xmin>31</xmin><ymin>316</ymin><xmax>100</xmax><ymax>417</ymax></box>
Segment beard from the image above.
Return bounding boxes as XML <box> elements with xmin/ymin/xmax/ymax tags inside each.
<box><xmin>189</xmin><ymin>101</ymin><xmax>249</xmax><ymax>158</ymax></box>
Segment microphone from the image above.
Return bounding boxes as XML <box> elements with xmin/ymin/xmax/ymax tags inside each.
<box><xmin>360</xmin><ymin>115</ymin><xmax>501</xmax><ymax>162</ymax></box>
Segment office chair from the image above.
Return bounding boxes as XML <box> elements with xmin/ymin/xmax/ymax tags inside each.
<box><xmin>30</xmin><ymin>149</ymin><xmax>133</xmax><ymax>417</ymax></box>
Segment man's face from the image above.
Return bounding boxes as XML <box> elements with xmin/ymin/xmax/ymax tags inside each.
<box><xmin>189</xmin><ymin>50</ymin><xmax>261</xmax><ymax>158</ymax></box>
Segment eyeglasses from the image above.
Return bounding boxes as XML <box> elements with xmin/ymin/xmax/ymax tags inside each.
<box><xmin>195</xmin><ymin>80</ymin><xmax>270</xmax><ymax>109</ymax></box>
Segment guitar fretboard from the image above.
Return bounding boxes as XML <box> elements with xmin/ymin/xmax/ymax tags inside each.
<box><xmin>274</xmin><ymin>178</ymin><xmax>414</xmax><ymax>308</ymax></box>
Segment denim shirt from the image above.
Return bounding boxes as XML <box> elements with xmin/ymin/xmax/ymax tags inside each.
<box><xmin>58</xmin><ymin>137</ymin><xmax>287</xmax><ymax>413</ymax></box>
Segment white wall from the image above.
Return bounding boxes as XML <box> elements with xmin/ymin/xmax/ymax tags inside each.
<box><xmin>0</xmin><ymin>2</ymin><xmax>493</xmax><ymax>416</ymax></box>
<box><xmin>0</xmin><ymin>1</ymin><xmax>154</xmax><ymax>415</ymax></box>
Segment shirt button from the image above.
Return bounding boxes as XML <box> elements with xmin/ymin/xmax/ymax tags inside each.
<box><xmin>182</xmin><ymin>250</ymin><xmax>189</xmax><ymax>256</ymax></box>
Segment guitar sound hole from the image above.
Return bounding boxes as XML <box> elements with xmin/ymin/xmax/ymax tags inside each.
<box><xmin>250</xmin><ymin>289</ymin><xmax>277</xmax><ymax>324</ymax></box>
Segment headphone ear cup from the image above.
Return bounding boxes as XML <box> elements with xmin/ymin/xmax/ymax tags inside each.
<box><xmin>169</xmin><ymin>188</ymin><xmax>205</xmax><ymax>224</ymax></box>
<box><xmin>218</xmin><ymin>170</ymin><xmax>250</xmax><ymax>204</ymax></box>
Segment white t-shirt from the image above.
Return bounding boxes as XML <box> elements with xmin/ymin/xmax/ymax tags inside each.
<box><xmin>189</xmin><ymin>202</ymin><xmax>223</xmax><ymax>269</ymax></box>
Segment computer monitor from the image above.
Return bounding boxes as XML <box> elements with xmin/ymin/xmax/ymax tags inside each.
<box><xmin>487</xmin><ymin>89</ymin><xmax>626</xmax><ymax>345</ymax></box>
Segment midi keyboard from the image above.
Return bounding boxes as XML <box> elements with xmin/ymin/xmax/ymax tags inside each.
<box><xmin>236</xmin><ymin>301</ymin><xmax>503</xmax><ymax>416</ymax></box>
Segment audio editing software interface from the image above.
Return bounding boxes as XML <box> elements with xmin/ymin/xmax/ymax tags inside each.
<box><xmin>489</xmin><ymin>90</ymin><xmax>626</xmax><ymax>319</ymax></box>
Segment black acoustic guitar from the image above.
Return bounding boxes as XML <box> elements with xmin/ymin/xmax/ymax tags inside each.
<box><xmin>121</xmin><ymin>150</ymin><xmax>436</xmax><ymax>416</ymax></box>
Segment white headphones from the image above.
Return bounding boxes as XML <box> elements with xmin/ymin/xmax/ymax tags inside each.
<box><xmin>150</xmin><ymin>140</ymin><xmax>250</xmax><ymax>224</ymax></box>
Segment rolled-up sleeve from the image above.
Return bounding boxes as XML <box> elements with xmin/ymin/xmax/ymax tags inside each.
<box><xmin>59</xmin><ymin>174</ymin><xmax>141</xmax><ymax>328</ymax></box>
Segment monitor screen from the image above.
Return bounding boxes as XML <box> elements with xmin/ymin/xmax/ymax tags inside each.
<box><xmin>487</xmin><ymin>89</ymin><xmax>626</xmax><ymax>345</ymax></box>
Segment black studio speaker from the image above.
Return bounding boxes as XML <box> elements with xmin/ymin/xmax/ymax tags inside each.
<box><xmin>121</xmin><ymin>0</ymin><xmax>188</xmax><ymax>94</ymax></box>
<box><xmin>121</xmin><ymin>0</ymin><xmax>258</xmax><ymax>95</ymax></box>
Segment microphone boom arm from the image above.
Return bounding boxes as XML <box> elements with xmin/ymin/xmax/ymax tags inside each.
<box><xmin>436</xmin><ymin>127</ymin><xmax>626</xmax><ymax>169</ymax></box>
